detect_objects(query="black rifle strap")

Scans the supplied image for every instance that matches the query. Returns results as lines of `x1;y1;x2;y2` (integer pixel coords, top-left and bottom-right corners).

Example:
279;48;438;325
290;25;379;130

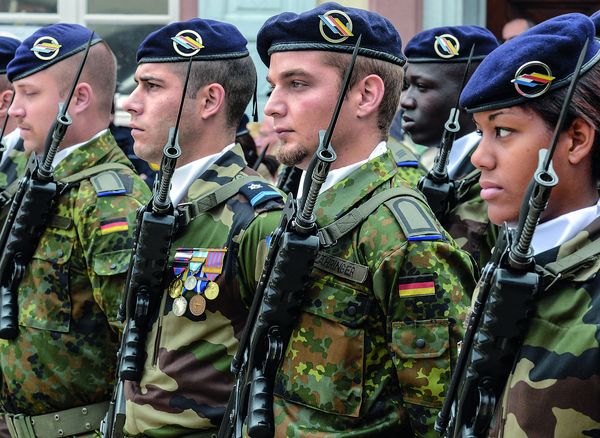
317;186;435;247
177;175;256;226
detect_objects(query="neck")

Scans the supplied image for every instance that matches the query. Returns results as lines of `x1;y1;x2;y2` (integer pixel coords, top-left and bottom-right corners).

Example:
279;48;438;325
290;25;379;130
176;127;235;168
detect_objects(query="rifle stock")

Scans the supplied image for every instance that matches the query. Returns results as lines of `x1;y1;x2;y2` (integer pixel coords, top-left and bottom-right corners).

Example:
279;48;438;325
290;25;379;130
0;33;94;340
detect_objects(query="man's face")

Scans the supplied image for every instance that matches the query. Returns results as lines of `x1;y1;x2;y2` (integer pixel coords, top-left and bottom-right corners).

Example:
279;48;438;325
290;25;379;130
400;63;460;147
9;68;63;154
264;51;345;169
124;63;185;165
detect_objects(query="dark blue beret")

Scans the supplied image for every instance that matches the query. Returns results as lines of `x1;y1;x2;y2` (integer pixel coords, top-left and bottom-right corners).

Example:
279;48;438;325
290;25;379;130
137;18;248;64
590;10;600;37
460;13;600;113
405;25;499;63
7;23;101;82
256;2;405;67
0;36;20;75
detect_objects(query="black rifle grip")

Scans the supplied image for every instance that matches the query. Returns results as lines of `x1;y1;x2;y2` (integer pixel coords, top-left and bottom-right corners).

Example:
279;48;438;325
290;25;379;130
0;282;18;339
119;294;148;381
246;367;274;438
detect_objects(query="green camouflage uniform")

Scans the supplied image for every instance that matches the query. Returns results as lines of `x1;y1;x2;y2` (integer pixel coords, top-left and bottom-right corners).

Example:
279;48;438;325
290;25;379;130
124;144;283;437
0;131;151;430
386;138;427;188
0;138;27;191
273;148;475;437
488;218;600;437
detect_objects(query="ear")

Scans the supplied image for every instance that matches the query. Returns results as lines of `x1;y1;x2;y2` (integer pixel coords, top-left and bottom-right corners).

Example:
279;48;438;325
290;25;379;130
0;89;13;117
354;74;384;119
566;117;595;166
197;83;225;120
70;82;93;114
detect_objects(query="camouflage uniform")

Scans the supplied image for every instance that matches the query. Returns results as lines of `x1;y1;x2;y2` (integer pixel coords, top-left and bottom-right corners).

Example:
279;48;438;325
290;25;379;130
0;131;151;434
0;137;27;191
273;148;475;437
489;217;600;437
385;137;426;188
124;144;283;437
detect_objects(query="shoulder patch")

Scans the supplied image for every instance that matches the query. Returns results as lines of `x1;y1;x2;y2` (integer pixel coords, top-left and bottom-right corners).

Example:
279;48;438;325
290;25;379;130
91;171;132;197
238;180;282;208
384;197;443;241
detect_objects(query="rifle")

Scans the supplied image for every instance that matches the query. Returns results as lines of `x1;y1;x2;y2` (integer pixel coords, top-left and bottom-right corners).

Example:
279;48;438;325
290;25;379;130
436;38;589;438
100;55;194;438
218;35;362;438
0;33;94;340
417;44;475;220
252;143;269;171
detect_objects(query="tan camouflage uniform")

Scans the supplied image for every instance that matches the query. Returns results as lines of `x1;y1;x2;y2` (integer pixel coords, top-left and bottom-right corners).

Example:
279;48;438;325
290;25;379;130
124;144;283;437
488;217;600;437
273;148;475;437
0;130;151;435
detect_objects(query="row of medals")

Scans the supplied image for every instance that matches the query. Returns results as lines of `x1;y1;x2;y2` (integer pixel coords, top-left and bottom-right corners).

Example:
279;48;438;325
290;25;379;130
168;269;220;317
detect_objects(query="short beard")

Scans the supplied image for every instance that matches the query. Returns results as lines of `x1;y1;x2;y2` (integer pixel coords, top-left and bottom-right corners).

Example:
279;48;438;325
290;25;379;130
276;142;310;167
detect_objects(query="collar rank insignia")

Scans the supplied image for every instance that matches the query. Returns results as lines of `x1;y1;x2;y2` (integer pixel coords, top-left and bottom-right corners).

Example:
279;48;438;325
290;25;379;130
248;183;263;190
434;34;460;59
318;9;353;44
172;29;204;57
511;61;555;98
31;36;62;61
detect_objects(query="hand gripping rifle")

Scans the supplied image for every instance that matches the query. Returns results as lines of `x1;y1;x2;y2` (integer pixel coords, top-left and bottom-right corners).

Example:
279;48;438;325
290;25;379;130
0;33;94;340
219;35;362;438
417;45;475;220
100;56;194;438
436;38;589;438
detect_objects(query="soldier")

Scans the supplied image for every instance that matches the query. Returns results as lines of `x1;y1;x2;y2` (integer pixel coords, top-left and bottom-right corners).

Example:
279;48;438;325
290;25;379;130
0;24;151;437
121;18;284;436
0;35;26;191
460;13;600;436
401;26;500;268
256;3;475;436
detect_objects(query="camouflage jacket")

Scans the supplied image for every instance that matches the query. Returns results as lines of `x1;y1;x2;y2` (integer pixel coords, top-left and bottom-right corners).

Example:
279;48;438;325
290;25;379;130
124;144;284;437
386;137;427;188
0;137;27;191
0;130;151;416
489;217;600;437
273;149;475;437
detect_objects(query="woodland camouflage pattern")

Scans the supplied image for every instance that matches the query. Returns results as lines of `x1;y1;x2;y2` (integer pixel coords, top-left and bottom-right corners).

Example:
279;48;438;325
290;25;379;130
272;149;475;437
0;130;151;417
489;217;600;437
386;137;427;188
0;138;27;190
124;144;283;437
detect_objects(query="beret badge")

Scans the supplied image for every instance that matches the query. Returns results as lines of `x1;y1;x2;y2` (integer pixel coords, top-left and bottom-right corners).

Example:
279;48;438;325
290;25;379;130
318;9;354;44
434;34;460;59
30;36;62;61
511;61;555;98
171;29;204;57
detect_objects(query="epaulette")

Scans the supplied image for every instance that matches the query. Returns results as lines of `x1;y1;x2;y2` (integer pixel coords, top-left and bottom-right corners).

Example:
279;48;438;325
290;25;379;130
58;163;133;196
393;146;420;168
238;180;283;208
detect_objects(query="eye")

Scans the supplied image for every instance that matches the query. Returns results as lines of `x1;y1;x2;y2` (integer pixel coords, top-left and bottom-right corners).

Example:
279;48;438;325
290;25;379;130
495;127;512;138
290;80;306;89
415;82;428;92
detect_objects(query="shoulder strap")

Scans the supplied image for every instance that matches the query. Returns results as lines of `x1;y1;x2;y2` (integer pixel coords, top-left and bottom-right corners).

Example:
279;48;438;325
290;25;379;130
178;175;257;226
544;238;600;277
318;186;443;248
59;162;131;185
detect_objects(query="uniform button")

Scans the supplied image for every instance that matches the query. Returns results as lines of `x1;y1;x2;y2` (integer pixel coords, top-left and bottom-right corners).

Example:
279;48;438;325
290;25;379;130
415;338;426;348
110;263;117;270
347;305;357;316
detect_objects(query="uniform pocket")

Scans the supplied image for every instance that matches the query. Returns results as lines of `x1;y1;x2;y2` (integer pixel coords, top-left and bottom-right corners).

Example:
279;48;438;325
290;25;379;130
19;230;74;333
274;275;372;417
390;319;451;408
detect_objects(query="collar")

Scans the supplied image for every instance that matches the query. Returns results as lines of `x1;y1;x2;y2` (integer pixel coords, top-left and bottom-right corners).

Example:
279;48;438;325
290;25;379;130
52;129;107;167
297;141;387;199
170;143;236;205
531;198;600;255
448;131;480;179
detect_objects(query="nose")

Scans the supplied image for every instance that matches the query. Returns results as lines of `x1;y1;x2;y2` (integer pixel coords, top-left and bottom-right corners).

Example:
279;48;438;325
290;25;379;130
400;88;416;110
123;86;141;116
264;87;285;119
8;91;24;118
471;133;495;171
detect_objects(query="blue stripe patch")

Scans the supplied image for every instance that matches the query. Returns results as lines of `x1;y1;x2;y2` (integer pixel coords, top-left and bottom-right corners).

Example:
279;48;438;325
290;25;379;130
249;190;280;206
407;234;443;242
97;189;127;197
397;160;419;167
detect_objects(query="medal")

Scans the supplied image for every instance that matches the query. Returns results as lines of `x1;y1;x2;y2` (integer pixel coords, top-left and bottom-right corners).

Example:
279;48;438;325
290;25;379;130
184;275;198;291
204;281;219;300
172;296;187;316
168;278;183;298
189;294;206;316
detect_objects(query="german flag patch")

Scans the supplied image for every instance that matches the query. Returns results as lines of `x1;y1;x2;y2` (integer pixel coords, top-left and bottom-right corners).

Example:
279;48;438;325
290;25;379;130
100;217;128;235
399;275;436;298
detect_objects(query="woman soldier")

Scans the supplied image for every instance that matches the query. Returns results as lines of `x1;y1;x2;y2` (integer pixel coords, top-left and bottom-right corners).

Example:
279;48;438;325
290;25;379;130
459;13;600;437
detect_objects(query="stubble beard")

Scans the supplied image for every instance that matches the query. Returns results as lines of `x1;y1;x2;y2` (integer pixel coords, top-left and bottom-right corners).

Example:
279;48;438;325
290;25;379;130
276;141;311;167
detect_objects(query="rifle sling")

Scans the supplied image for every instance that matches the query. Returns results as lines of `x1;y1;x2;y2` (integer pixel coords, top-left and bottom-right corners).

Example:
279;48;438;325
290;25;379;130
317;186;430;248
178;175;257;226
540;238;600;289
